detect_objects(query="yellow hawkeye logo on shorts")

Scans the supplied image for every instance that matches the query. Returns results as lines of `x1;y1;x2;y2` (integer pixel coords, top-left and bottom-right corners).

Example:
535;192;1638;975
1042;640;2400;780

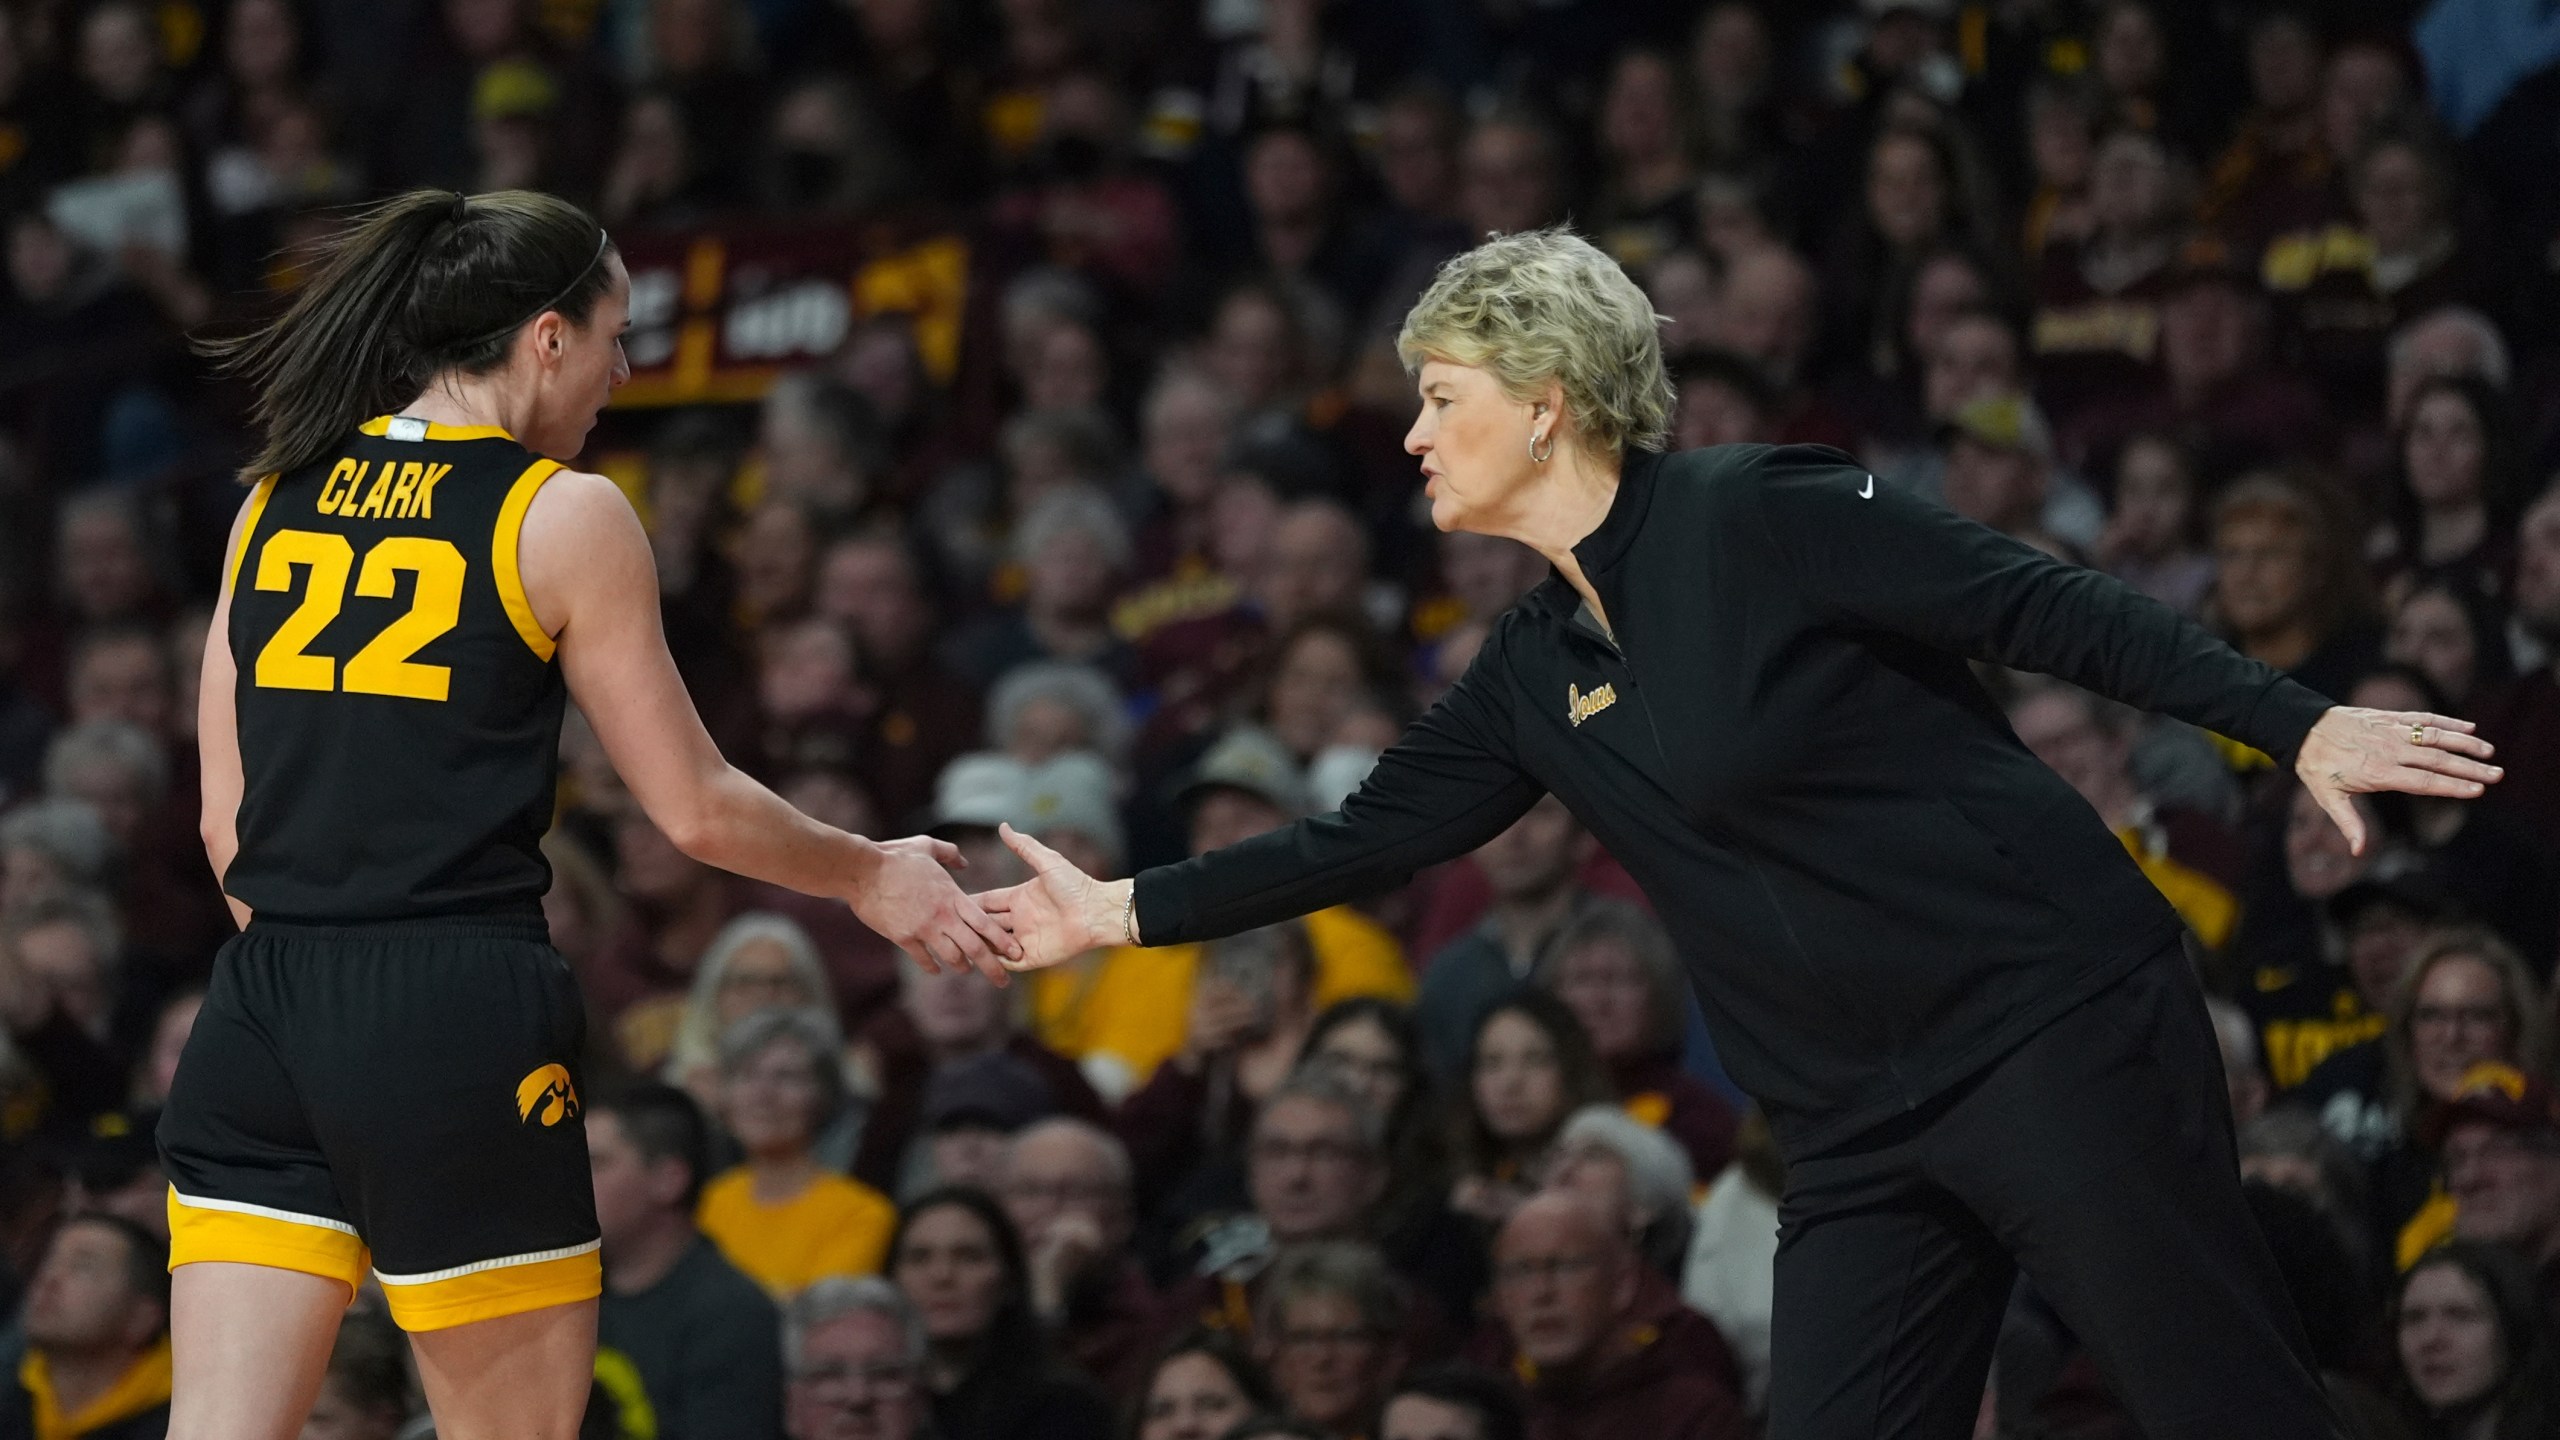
1567;682;1618;727
516;1064;580;1126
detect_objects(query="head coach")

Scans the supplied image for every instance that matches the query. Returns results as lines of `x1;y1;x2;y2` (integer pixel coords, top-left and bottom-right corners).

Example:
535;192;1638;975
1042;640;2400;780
974;228;2501;1440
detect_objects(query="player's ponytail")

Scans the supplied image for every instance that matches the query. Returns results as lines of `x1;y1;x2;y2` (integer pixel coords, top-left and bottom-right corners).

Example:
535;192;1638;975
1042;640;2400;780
198;189;616;485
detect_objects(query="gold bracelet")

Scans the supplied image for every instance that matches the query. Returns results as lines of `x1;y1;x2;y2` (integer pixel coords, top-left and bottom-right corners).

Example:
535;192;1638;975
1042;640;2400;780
1121;886;1139;947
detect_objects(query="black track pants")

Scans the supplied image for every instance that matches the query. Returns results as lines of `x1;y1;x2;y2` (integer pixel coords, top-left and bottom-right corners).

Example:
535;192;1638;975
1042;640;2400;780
1764;949;2343;1440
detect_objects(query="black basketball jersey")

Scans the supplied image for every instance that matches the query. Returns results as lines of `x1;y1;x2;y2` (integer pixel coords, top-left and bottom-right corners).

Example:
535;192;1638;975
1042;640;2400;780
222;415;569;921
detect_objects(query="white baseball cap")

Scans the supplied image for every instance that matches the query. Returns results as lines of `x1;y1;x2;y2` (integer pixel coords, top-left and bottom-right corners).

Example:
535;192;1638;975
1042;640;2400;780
931;752;1031;832
1021;750;1125;866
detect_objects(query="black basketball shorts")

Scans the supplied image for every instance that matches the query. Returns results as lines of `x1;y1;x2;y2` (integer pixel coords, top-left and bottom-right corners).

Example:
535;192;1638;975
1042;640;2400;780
157;914;600;1331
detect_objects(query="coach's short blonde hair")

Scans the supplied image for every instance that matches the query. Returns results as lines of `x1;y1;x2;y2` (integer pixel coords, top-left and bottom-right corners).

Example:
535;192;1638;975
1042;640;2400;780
1397;228;1674;456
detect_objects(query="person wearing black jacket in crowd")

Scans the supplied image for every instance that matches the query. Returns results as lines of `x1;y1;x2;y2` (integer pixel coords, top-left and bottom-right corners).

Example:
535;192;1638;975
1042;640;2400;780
978;229;2509;1440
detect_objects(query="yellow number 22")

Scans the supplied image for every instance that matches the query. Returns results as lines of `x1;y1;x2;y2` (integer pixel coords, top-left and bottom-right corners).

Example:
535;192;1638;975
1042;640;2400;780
253;529;466;701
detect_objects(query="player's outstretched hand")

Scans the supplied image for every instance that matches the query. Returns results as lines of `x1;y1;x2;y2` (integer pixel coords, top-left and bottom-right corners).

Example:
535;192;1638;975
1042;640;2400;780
978;823;1129;972
851;835;1022;987
2296;706;2503;854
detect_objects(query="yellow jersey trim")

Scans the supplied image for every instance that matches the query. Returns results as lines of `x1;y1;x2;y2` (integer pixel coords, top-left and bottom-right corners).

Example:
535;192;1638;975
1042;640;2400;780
377;1244;602;1331
493;459;566;661
166;1188;370;1296
225;476;278;599
360;414;519;442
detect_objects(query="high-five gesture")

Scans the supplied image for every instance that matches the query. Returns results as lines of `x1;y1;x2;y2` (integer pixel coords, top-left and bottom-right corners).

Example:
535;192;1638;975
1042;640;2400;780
978;823;1135;971
849;835;1024;986
2295;706;2503;854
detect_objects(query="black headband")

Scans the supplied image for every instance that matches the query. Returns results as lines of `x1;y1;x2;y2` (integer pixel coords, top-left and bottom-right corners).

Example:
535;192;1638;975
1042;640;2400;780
442;217;611;355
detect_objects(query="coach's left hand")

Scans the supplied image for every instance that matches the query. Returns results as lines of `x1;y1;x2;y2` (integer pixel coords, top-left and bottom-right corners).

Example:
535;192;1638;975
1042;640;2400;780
2296;706;2503;854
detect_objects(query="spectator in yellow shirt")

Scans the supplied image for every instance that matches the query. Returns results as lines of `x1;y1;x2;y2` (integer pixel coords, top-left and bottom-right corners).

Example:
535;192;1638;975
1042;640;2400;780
697;1008;897;1298
7;1214;172;1440
1033;728;1412;1099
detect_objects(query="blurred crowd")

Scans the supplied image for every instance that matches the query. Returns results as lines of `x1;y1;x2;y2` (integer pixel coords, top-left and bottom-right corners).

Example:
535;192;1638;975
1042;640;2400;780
3;0;2560;1437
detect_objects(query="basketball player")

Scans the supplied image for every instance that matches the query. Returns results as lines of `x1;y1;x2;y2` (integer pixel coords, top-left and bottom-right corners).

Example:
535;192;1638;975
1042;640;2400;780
160;189;1016;1440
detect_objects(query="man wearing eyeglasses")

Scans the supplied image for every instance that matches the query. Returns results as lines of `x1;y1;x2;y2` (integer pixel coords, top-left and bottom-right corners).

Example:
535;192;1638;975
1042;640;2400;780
1152;1072;1442;1354
783;1278;928;1440
2429;1063;2560;1316
1247;1077;1390;1250
1484;1193;1744;1440
998;1117;1158;1392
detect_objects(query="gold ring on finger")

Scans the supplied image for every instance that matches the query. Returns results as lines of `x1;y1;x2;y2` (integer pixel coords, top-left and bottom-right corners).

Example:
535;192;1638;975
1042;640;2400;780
2412;724;2428;746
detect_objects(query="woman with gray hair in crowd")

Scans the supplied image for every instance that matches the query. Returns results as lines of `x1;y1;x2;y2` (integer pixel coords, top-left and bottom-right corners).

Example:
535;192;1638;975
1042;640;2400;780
948;485;1140;690
41;718;168;847
43;715;236;965
697;1006;899;1299
1132;365;1242;578
1542;1103;1695;1279
661;914;865;1151
988;224;2487;1439
987;660;1132;769
1252;1242;1408;1440
0;797;118;912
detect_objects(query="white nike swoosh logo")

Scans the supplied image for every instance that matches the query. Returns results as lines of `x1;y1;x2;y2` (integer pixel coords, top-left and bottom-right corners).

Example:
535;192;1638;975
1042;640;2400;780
1859;474;1876;499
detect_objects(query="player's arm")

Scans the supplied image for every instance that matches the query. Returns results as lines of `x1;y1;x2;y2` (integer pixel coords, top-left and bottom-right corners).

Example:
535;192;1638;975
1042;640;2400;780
516;468;1019;981
198;491;255;931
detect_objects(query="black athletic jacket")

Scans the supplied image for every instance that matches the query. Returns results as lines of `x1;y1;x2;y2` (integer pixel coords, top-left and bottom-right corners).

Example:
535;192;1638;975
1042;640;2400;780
1133;444;2336;1155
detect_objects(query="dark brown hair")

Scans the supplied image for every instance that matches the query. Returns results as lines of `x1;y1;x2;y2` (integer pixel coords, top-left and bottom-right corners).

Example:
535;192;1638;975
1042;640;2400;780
2396;1241;2560;1439
1122;1329;1279;1440
1449;989;1610;1181
198;189;614;484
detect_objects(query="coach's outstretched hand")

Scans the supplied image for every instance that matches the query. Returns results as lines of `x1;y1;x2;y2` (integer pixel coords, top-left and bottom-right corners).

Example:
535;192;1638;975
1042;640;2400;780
978;823;1133;972
2296;705;2504;854
852;835;1023;987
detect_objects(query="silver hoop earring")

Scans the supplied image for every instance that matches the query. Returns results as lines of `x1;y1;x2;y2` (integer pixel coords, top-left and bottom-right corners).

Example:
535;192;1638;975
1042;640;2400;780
1528;432;1554;464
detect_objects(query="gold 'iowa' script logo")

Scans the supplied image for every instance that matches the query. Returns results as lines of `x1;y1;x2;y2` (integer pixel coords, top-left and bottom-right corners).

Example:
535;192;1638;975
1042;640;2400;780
1567;682;1618;727
516;1064;580;1126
